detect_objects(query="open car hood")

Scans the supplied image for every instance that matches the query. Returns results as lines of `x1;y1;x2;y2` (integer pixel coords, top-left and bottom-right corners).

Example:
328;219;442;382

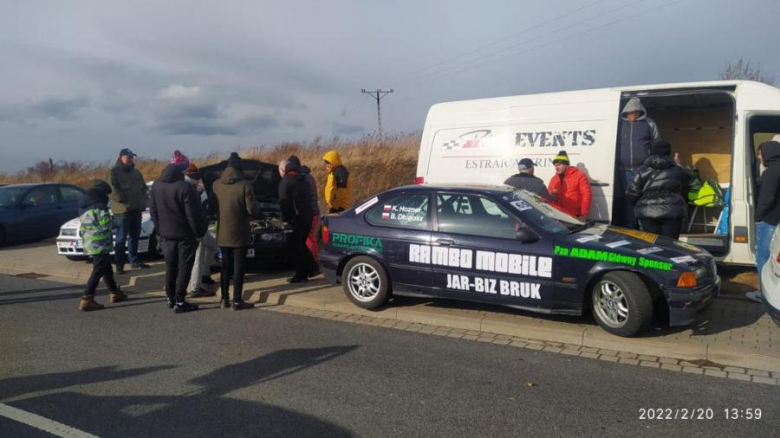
201;159;281;202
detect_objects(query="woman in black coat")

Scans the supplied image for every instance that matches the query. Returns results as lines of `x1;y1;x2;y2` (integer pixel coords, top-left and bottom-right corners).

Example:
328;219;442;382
626;140;693;239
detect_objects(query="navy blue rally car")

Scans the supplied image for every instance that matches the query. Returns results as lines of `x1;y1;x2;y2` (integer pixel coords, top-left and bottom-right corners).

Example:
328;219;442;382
320;184;720;337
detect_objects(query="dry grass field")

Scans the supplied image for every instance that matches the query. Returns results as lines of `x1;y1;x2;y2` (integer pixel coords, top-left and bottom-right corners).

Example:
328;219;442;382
0;134;421;206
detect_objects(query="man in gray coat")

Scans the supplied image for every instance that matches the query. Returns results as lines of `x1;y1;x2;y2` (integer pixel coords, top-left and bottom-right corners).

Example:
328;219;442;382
504;158;552;200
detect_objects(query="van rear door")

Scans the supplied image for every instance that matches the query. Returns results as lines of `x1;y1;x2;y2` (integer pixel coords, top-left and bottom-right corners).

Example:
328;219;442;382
417;89;622;223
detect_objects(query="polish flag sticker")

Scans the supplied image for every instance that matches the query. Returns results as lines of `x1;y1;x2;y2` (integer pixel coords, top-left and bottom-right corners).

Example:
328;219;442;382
381;212;391;219
383;205;392;212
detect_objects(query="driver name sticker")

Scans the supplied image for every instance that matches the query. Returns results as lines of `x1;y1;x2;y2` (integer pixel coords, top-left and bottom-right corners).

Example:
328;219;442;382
637;246;663;255
576;234;601;243
446;274;541;299
355;197;378;214
606;240;631;249
511;200;533;211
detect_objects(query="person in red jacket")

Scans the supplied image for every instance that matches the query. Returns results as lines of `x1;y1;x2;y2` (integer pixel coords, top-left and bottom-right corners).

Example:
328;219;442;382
547;150;592;219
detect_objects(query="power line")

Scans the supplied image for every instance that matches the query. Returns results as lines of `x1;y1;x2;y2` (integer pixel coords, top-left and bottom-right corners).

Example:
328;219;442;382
418;0;685;83
415;0;645;82
411;0;607;77
361;88;394;139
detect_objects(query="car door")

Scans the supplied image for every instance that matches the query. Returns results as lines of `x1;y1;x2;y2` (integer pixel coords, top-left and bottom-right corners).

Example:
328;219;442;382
20;186;62;240
362;192;436;294
432;191;556;310
58;185;85;226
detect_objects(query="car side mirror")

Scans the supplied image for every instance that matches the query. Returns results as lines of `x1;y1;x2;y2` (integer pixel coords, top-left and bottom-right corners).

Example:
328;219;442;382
515;228;539;244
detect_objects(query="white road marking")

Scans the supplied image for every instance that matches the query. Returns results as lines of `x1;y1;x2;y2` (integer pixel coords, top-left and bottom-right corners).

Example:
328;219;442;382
0;402;99;438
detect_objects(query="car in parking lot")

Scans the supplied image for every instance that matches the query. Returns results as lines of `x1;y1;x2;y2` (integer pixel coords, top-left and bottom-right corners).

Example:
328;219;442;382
760;224;780;327
320;184;720;337
0;183;86;246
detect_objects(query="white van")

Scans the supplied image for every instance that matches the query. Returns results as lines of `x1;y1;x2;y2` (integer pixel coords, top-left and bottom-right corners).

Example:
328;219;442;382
416;80;780;265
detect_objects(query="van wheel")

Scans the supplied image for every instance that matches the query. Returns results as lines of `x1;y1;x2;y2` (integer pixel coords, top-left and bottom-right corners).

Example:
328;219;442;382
342;256;391;309
591;271;653;337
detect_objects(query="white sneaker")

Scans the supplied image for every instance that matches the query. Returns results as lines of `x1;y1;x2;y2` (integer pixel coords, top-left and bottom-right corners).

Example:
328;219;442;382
745;290;763;303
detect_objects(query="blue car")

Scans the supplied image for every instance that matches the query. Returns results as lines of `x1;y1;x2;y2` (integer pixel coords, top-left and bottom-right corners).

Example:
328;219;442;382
320;184;720;337
0;183;86;246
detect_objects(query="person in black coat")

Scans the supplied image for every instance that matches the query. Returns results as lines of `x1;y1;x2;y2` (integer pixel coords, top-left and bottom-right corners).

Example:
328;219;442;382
278;159;314;283
626;140;693;239
150;163;208;313
503;158;552;200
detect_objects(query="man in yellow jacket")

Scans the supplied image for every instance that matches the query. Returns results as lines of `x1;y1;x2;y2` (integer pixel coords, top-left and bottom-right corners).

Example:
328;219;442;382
322;150;352;213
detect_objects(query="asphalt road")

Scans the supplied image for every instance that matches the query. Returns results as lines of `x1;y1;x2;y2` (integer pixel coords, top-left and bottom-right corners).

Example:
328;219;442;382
0;274;778;437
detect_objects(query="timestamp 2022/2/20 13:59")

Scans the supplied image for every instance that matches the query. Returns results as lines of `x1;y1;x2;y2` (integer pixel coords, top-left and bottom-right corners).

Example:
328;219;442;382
639;408;763;420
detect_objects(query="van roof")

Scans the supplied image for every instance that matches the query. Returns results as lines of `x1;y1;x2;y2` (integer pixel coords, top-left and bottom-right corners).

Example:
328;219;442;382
390;183;514;194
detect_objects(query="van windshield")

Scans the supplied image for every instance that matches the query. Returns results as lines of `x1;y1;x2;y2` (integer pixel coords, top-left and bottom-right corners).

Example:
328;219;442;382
501;189;585;235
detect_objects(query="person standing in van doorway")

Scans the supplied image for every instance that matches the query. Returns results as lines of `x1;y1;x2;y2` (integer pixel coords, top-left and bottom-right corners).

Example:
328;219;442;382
504;158;552;200
616;97;660;229
747;140;780;303
547;151;592;219
626;140;692;240
108;148;150;275
322;150;352;214
211;152;256;310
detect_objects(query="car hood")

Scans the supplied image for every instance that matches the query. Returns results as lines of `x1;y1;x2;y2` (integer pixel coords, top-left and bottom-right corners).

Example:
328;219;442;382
555;224;712;271
60;211;152;230
201;159;281;202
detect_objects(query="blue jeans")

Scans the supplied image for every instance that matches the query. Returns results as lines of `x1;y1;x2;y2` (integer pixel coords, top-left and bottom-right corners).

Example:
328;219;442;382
114;211;142;268
755;221;775;288
617;168;638;229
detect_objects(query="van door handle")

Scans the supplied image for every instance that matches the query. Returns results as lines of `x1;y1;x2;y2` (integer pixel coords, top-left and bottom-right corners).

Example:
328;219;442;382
436;239;454;246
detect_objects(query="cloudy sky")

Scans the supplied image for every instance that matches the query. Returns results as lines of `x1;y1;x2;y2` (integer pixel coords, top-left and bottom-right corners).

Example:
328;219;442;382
0;0;777;172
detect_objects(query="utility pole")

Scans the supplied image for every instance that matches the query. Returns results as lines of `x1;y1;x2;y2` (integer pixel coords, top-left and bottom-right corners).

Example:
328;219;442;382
361;88;394;139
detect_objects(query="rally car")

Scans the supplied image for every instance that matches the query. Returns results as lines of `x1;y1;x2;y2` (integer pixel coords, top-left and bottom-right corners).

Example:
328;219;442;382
320;184;720;337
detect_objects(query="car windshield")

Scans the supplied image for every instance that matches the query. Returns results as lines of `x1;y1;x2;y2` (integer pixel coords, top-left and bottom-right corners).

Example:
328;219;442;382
501;189;587;235
0;186;27;208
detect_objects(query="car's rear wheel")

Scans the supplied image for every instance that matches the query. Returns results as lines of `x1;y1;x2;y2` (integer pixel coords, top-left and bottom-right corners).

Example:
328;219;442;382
342;256;391;309
591;271;653;337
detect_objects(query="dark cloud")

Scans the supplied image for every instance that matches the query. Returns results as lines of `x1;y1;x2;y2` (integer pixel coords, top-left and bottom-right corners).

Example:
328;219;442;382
331;122;364;136
0;96;90;123
156;119;238;136
284;119;305;129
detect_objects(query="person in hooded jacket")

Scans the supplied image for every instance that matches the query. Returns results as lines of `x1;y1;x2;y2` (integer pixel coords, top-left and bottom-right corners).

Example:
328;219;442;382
211;152;256;310
322;150;352;213
108;148;149;274
279;159;314;283
504;158;552;200
78;180;127;311
615;97;661;229
287;155;321;277
150;163;208;313
746;140;780;303
626;140;693;239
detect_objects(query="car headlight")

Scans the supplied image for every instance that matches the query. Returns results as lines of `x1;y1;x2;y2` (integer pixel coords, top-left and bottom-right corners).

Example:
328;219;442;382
260;232;284;242
61;229;77;237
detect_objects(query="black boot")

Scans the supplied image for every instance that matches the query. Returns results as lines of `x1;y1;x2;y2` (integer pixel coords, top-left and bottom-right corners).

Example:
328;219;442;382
174;301;199;313
232;301;254;311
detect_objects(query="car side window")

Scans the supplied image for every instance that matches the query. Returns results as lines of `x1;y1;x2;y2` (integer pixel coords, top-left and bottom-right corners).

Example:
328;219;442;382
437;194;517;239
60;186;83;202
23;187;59;206
365;194;430;230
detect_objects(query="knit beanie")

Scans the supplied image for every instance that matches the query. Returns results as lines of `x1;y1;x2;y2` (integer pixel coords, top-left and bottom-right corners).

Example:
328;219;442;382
228;152;243;171
170;150;190;171
552;150;570;165
650;140;672;156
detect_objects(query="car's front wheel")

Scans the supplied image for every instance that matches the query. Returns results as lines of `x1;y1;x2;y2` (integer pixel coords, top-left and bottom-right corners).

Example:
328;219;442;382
342;256;391;309
591;271;653;337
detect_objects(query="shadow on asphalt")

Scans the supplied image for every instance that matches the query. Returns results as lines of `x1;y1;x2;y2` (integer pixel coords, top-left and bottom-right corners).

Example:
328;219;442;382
0;285;79;297
0;290;162;308
3;346;359;437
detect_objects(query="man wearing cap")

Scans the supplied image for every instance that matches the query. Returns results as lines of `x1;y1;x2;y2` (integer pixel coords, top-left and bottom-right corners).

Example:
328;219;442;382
547;150;592;219
504;158;552;200
108;148;149;274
